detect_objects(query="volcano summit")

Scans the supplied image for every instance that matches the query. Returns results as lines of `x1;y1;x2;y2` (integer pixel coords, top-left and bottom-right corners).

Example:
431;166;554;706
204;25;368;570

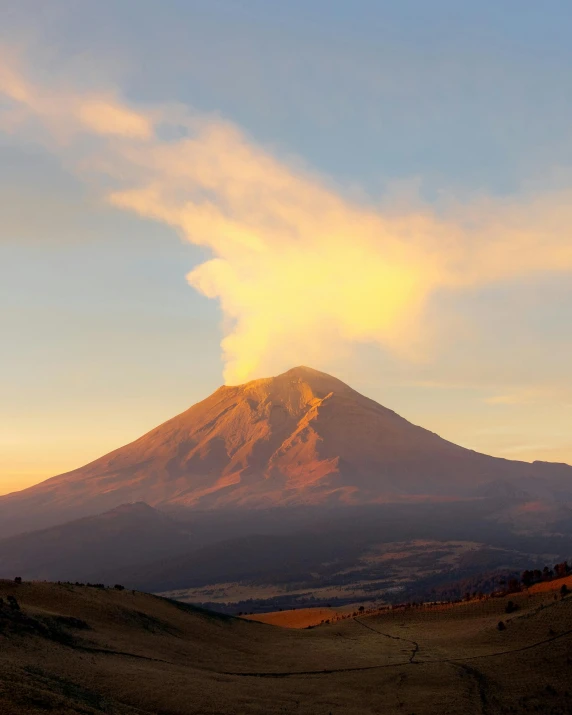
0;366;570;537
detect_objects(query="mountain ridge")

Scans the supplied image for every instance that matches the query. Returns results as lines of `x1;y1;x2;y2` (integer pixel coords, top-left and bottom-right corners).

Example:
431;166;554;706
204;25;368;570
0;502;195;582
0;365;570;538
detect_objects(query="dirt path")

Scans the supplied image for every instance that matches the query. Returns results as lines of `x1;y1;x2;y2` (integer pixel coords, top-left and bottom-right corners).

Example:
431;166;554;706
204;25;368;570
352;616;420;663
222;619;572;678
457;663;491;715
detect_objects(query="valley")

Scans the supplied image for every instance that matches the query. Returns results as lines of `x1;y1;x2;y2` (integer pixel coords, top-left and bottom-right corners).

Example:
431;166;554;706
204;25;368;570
158;538;552;614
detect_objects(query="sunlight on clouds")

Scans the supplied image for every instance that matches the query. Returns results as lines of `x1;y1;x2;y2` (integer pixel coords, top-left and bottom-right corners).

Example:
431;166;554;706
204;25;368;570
484;385;572;406
0;49;152;141
77;99;153;138
2;51;572;384
108;124;445;382
0;60;30;103
107;122;572;383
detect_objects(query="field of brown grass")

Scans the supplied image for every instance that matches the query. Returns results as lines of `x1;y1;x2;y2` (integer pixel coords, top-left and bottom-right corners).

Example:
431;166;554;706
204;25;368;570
1;577;572;714
244;607;348;628
529;574;572;595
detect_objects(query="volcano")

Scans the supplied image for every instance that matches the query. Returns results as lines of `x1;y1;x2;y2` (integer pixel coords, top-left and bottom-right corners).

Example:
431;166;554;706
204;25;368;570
1;366;570;537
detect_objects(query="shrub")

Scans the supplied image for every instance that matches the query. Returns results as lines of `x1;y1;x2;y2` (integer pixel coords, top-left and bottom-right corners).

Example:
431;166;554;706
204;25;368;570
497;621;506;631
505;600;518;614
14;577;22;584
114;584;125;591
54;615;90;630
560;584;570;598
521;570;534;588
7;596;20;611
507;579;521;593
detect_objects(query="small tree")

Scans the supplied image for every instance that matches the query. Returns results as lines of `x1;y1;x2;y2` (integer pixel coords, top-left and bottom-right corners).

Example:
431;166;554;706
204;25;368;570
560;584;570;598
358;605;365;613
505;600;518;614
507;579;520;594
497;620;506;631
14;577;22;584
521;570;534;588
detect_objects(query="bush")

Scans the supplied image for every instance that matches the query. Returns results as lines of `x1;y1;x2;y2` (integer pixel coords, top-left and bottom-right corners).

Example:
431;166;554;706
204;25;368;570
505;600;518;614
7;596;20;611
114;584;125;591
14;577;22;584
560;584;569;598
497;621;506;631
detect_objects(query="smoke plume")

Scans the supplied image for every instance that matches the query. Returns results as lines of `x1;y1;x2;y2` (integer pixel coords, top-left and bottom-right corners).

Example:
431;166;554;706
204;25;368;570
2;51;572;383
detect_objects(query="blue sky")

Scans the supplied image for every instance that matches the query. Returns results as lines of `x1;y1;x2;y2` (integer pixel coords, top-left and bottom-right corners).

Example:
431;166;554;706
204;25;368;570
1;0;571;492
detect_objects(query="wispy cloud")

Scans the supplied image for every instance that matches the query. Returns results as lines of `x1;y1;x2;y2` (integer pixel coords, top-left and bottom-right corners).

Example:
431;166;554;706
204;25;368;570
2;49;572;384
0;47;154;140
484;386;572;406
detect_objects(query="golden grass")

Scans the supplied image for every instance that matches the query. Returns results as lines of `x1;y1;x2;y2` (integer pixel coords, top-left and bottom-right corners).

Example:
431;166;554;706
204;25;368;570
529;574;572;594
2;577;572;714
243;607;345;628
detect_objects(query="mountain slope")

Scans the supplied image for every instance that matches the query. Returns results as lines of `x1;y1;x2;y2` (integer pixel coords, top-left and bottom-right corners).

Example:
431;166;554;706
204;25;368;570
0;502;195;582
1;366;570;537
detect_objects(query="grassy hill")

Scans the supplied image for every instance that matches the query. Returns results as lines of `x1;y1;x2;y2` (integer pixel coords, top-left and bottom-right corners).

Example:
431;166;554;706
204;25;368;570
1;577;572;714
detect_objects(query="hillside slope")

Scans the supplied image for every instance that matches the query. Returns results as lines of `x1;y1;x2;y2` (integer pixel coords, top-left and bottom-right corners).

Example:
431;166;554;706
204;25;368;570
0;503;195;582
2;578;572;714
1;366;570;537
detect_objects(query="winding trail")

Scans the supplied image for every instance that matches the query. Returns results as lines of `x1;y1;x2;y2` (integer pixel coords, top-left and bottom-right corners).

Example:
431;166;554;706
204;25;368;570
456;663;491;715
353;617;420;663
63;609;572;679
221;619;572;678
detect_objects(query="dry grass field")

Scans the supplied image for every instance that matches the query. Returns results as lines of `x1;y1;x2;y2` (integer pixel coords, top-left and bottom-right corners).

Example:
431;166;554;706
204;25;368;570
244;606;348;628
1;577;572;714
